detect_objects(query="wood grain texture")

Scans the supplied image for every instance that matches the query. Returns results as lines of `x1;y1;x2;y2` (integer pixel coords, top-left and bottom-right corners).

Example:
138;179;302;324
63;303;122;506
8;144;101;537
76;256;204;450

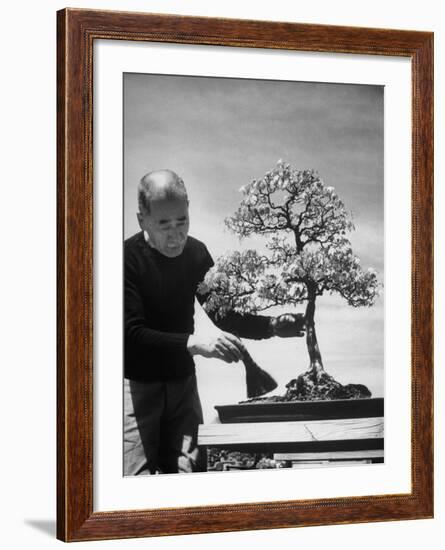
56;9;66;541
198;418;384;446
57;8;434;542
273;450;384;460
201;438;384;454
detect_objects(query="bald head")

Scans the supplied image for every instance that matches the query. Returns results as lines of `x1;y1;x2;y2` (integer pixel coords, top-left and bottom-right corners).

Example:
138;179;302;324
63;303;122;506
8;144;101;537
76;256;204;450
138;169;188;214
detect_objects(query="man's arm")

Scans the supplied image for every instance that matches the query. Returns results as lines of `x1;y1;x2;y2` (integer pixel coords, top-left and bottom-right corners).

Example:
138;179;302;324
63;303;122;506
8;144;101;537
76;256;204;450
197;293;274;339
196;291;305;340
125;256;244;363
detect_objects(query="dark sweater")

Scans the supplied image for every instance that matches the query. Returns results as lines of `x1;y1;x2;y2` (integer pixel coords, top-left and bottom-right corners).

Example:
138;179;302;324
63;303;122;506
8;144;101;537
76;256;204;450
124;232;272;382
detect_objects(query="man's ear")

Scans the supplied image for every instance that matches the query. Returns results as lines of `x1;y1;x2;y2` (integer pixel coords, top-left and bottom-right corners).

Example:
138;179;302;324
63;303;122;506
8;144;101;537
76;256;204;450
136;212;144;230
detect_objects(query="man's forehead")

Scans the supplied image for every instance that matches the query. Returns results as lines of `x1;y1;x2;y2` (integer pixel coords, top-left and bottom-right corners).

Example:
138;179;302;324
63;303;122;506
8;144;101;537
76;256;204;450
149;197;189;217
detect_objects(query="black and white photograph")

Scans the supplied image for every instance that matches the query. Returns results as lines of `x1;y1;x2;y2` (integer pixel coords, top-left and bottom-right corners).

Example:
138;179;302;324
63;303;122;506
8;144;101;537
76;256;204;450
123;72;384;476
1;0;440;546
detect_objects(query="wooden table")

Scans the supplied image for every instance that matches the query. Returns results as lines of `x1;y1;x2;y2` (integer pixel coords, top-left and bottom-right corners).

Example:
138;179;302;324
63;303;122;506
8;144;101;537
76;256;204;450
198;416;384;466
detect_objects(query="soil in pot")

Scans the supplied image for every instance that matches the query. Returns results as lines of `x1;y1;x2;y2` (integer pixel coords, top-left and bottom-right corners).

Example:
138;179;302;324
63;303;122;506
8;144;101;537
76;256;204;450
240;367;371;404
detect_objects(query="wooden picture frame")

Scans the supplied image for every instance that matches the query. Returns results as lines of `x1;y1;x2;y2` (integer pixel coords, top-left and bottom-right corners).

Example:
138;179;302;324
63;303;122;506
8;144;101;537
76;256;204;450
57;8;434;542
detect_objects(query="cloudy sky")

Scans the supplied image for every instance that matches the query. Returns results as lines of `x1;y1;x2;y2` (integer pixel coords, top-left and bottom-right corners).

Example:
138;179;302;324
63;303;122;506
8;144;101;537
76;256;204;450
124;73;384;422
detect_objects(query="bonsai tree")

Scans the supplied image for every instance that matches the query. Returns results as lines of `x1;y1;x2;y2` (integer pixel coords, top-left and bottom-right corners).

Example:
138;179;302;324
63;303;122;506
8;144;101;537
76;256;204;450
198;161;380;401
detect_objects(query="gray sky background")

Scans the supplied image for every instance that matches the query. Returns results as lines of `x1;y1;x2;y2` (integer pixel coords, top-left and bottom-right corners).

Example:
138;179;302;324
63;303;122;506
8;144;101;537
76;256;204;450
124;73;384;422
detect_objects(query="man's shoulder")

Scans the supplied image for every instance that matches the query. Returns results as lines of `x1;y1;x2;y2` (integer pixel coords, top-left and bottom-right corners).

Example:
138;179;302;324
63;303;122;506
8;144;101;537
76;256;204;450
186;235;207;251
124;232;145;263
184;236;214;275
184;235;212;259
125;231;143;248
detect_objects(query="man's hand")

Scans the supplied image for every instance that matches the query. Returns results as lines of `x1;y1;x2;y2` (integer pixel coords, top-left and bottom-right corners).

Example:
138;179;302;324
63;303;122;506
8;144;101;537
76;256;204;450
270;313;305;338
187;330;245;363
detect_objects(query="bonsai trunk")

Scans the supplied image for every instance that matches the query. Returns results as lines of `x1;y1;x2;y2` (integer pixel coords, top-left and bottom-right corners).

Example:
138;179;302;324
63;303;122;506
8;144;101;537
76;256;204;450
239;283;373;403
305;289;324;380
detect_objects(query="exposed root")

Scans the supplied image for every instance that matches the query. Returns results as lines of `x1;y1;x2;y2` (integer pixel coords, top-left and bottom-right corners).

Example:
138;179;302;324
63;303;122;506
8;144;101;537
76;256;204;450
241;367;371;403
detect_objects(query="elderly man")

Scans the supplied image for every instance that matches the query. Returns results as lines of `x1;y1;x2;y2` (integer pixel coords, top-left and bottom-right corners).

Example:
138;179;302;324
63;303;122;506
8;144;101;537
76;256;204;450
124;169;305;475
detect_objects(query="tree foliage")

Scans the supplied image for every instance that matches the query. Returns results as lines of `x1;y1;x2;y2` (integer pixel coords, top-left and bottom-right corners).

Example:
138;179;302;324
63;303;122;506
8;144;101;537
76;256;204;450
199;161;379;319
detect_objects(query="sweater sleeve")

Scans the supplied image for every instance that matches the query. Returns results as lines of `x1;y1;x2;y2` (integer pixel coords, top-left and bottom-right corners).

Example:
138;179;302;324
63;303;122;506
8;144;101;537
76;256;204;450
125;253;190;351
203;306;273;340
196;246;273;340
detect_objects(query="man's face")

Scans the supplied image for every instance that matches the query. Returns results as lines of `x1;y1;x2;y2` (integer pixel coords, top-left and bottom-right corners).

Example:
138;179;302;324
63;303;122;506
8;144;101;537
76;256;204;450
138;197;190;258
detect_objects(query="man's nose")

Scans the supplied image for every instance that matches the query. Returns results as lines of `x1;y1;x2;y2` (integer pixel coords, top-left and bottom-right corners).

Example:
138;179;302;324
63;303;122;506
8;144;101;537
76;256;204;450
167;226;183;240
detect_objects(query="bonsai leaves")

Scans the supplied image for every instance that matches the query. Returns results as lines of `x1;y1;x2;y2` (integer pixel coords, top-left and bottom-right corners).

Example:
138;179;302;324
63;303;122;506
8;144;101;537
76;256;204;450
199;161;380;316
198;249;270;318
226;161;353;246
